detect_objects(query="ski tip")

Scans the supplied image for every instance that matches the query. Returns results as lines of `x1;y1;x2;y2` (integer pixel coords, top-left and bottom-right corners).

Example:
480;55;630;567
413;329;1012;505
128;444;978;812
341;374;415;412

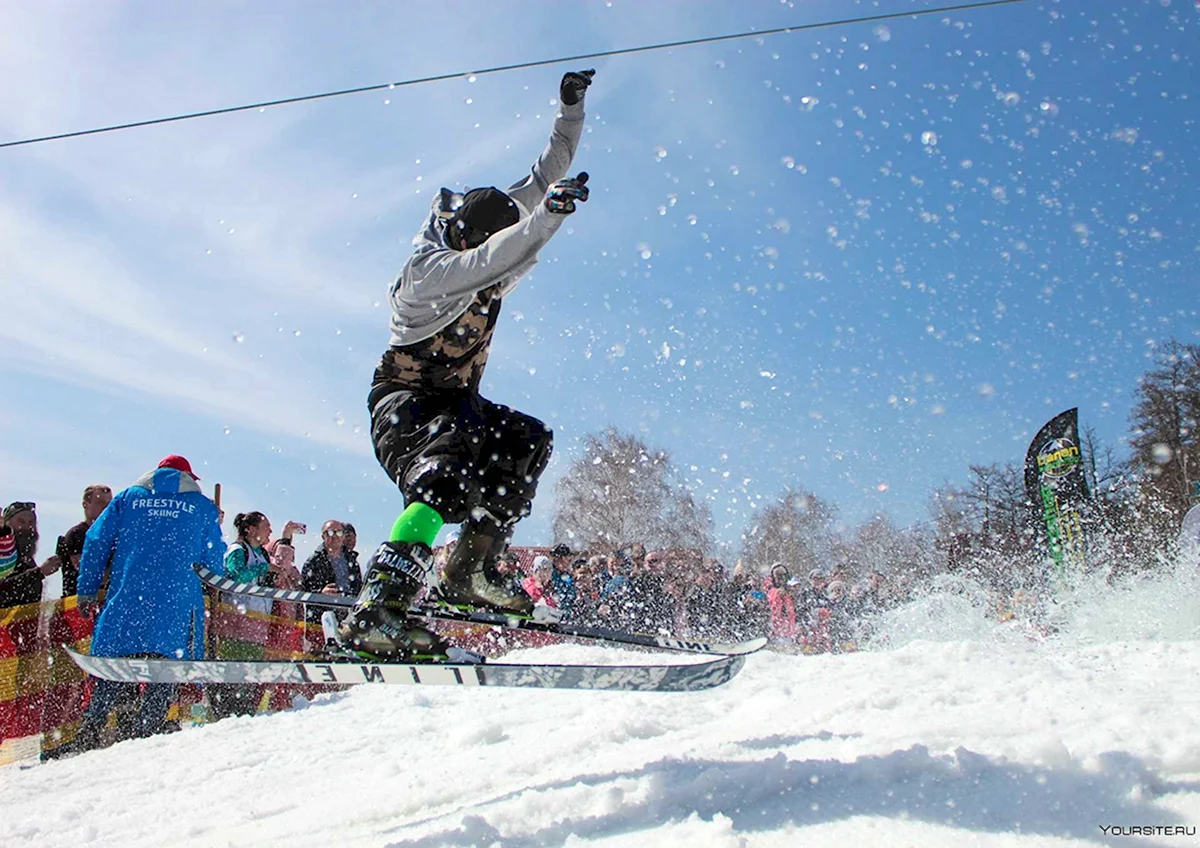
714;637;768;655
742;637;769;654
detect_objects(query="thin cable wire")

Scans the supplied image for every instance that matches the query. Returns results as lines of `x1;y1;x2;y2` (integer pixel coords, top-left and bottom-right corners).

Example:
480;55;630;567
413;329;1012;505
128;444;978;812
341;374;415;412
0;0;1025;150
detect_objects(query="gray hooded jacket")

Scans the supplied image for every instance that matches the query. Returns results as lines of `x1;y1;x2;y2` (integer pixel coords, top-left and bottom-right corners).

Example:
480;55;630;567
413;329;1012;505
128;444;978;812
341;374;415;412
387;100;585;347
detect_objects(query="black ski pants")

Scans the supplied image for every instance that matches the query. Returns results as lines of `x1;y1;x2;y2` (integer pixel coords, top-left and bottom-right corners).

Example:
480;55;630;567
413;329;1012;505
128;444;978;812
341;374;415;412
369;388;552;526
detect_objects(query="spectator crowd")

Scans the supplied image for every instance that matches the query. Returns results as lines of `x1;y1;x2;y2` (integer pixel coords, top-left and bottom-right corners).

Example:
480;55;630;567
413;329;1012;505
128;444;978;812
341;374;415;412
0;457;379;755
2;472;911;658
1;453;916;757
490;542;912;654
0;490;367;617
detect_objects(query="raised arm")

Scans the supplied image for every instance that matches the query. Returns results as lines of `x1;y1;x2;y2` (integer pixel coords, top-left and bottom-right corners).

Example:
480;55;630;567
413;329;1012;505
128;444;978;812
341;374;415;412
506;70;593;215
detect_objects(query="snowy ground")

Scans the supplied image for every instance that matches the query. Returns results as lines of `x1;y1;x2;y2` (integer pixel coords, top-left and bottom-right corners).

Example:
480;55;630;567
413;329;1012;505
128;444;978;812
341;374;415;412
5;566;1200;846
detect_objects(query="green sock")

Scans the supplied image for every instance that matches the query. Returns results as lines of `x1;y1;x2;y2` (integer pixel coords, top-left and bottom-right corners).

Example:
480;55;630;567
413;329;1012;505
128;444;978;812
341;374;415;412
389;503;444;546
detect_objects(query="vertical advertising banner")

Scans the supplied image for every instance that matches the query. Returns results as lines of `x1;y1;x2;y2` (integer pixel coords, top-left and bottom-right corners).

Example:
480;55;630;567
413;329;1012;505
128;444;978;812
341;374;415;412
1024;408;1091;577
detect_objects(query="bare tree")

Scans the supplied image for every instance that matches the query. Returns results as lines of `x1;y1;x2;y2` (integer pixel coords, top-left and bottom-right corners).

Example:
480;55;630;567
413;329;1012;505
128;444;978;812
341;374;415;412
1128;340;1200;525
1081;425;1123;502
935;463;1030;553
551;428;713;554
927;462;1039;588
840;515;939;583
739;488;838;576
1080;424;1147;565
962;464;1003;545
928;484;971;539
661;487;714;553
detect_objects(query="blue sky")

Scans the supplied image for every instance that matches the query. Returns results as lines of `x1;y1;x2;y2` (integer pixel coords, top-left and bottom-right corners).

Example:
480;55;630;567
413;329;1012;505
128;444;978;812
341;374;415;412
1;0;1197;562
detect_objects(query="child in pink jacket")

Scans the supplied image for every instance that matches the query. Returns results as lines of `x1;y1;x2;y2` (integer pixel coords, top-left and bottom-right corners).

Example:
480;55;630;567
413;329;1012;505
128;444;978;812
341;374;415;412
766;563;797;643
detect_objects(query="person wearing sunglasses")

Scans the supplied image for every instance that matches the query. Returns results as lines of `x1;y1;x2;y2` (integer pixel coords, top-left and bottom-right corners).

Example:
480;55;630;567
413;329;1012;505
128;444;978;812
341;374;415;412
340;70;596;660
300;520;362;626
0;501;63;609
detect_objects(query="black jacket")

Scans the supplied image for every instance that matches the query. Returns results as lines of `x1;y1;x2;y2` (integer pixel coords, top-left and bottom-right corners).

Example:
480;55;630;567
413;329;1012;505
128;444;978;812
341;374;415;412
0;555;43;609
300;547;363;624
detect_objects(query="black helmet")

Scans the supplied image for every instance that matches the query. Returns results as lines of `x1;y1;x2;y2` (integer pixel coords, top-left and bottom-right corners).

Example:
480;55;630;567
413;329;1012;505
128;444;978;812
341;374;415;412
447;187;520;250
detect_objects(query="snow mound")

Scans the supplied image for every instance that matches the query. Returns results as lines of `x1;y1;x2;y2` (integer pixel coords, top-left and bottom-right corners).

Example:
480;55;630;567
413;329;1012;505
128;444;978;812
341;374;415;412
6;640;1199;847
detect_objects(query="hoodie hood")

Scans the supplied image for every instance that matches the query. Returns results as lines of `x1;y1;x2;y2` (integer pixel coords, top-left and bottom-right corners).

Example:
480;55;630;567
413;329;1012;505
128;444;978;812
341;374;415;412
132;467;204;497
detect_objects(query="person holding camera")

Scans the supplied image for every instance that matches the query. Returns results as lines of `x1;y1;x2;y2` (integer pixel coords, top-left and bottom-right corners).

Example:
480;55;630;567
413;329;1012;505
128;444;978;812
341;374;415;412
224;512;305;587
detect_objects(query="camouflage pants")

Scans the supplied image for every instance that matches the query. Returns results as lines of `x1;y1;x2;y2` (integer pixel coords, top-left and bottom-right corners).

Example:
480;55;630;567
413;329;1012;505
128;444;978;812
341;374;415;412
370;388;552;525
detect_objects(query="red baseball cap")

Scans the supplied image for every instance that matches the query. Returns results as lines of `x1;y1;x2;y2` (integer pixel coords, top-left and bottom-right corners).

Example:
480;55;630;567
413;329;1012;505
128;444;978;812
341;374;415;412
158;455;200;479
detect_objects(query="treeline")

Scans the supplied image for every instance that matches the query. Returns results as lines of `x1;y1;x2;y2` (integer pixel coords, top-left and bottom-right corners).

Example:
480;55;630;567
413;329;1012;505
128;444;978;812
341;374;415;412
550;339;1200;591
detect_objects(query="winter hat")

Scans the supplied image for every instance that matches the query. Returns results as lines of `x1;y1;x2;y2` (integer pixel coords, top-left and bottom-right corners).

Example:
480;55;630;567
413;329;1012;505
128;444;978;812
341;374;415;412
158;455;199;479
448;187;519;249
533;555;553;572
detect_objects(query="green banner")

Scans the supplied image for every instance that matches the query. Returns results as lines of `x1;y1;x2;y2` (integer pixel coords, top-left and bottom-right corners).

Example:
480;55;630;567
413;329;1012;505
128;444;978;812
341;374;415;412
1024;408;1090;577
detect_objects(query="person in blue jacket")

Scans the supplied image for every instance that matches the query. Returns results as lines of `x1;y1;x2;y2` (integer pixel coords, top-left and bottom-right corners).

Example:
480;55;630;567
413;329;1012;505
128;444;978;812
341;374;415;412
73;454;224;749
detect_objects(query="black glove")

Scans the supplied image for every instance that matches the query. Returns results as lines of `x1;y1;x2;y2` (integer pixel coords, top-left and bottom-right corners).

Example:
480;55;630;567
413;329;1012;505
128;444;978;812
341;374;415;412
545;172;590;215
560;69;595;106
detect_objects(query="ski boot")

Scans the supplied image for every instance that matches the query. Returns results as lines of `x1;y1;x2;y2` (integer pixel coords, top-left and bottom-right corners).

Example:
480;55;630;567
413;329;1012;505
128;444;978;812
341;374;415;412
438;512;540;617
336;541;449;661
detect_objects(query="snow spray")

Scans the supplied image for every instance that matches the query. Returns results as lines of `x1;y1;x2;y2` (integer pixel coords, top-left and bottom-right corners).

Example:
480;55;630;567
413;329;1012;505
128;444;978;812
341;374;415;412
863;541;1200;650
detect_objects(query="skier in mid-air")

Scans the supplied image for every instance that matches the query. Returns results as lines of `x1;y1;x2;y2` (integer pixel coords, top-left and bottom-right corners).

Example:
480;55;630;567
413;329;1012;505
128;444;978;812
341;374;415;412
338;69;595;660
